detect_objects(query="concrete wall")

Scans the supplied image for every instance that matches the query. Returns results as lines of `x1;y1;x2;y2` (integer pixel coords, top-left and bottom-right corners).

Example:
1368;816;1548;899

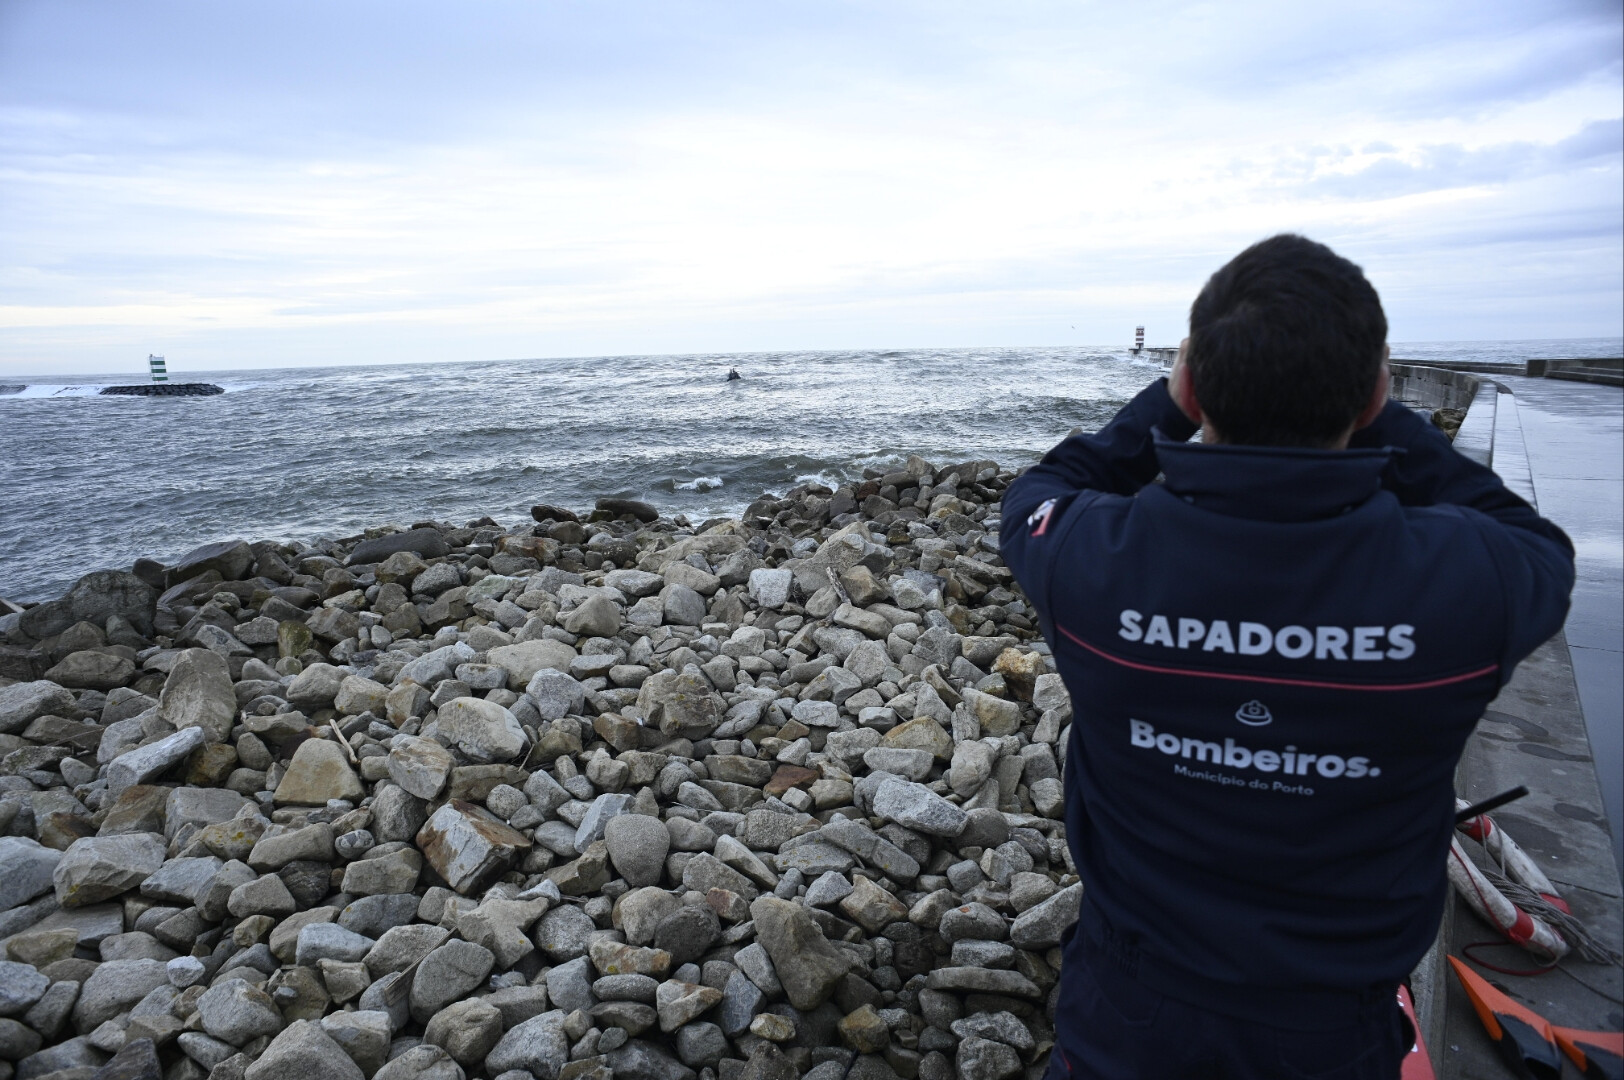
1388;363;1482;411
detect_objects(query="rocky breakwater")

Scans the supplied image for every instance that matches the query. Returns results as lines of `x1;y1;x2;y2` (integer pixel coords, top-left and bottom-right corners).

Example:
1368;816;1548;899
0;454;1080;1080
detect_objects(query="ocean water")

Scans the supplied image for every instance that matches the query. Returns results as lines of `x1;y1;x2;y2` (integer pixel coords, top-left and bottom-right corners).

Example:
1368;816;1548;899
1;338;1617;604
1;346;1163;602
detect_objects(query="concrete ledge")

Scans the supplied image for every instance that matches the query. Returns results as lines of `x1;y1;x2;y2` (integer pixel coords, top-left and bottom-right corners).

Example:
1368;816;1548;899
1450;381;1498;468
1436;631;1623;1077
1389;363;1484;412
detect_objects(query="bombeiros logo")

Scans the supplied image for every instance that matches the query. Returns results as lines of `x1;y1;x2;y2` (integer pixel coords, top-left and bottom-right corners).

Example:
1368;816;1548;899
1235;700;1271;726
1128;718;1380;780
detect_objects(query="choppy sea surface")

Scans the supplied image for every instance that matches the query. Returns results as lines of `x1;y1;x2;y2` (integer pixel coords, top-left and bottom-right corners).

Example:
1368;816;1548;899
2;338;1618;603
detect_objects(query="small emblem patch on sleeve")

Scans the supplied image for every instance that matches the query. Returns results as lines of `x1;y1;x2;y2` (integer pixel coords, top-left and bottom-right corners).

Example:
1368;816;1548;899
1028;497;1058;537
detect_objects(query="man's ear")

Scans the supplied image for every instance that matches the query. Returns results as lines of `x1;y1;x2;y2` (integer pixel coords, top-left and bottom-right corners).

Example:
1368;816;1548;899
1353;348;1391;431
1168;338;1204;426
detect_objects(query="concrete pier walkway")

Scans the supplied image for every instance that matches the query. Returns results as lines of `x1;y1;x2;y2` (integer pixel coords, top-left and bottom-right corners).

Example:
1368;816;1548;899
1498;375;1623;873
1431;376;1623;1078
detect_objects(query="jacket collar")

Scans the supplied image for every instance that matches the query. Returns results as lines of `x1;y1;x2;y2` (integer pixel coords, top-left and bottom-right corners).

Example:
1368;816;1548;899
1152;429;1393;522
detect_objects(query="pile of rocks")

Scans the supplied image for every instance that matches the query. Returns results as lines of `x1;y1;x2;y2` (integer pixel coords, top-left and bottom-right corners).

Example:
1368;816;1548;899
0;456;1079;1080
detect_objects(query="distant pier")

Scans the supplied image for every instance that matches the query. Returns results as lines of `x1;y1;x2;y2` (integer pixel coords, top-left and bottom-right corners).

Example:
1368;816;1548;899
99;382;224;397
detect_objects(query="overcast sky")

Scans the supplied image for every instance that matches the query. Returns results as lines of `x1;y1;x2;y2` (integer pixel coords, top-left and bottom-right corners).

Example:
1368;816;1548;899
1;0;1619;375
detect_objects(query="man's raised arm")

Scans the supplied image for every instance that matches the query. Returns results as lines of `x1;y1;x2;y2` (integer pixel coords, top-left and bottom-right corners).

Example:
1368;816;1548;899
1351;397;1575;675
1000;376;1197;609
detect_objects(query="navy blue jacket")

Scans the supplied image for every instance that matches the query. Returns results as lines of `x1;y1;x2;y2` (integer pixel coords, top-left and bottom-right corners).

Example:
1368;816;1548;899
1001;377;1574;1026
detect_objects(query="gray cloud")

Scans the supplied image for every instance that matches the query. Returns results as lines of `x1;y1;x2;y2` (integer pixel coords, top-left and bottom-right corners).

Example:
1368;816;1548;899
1305;118;1621;199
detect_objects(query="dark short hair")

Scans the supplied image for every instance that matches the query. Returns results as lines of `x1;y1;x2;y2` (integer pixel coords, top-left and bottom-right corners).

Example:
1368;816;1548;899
1187;234;1387;447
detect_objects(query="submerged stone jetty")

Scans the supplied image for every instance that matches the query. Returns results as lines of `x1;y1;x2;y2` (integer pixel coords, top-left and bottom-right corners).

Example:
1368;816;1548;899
98;384;225;398
0;456;1077;1080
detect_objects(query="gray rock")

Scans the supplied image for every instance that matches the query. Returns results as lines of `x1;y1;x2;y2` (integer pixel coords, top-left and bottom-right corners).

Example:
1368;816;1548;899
674;1022;728;1070
605;1038;697;1080
22;979;78;1043
0;681;76;736
1008;881;1082;949
593;974;659;1003
482;1009;569;1080
420;562;471;598
415;800;530;896
574;792;630;853
938;902;1006;943
955;1036;1021;1079
395;643;471;688
55;833;167;907
715;971;764;1038
158;648;237;742
524;670;586;721
746;569;793;610
316;1011;392;1077
197;980;283;1045
244;1020;365;1080
653;906;720;967
924;967;1041;999
637;670;725;738
435;697;527;763
333;675;389;717
561;596;622;638
15;1034;105;1079
74;958;168;1031
615;888;683;947
295;923;374;966
681;853;756;900
364;923;450;977
349;528;451;566
355;974;409;1036
370;784;428;843
337;893;420;938
165;787;248;840
166;956;206;989
171;539;255;582
247;823;335;871
533;905;596;963
961;687;1021;737
485;783;528;820
287;662;346;707
0;837;61;911
409;940;495;1024
870;778;967;837
911;626;963;668
731;943;781;997
0;1017;42;1061
423;998;504;1068
106;726;207;796
947;741;993;798
604;814;669;888
804;870;854;907
748;897;853;1011
950;1011;1034;1054
141;855;223;906
487;640;576;689
17;570;156;640
543;956;595;1014
373;1044;464;1080
0;962;49;1018
385;736;453;800
660;584;707;628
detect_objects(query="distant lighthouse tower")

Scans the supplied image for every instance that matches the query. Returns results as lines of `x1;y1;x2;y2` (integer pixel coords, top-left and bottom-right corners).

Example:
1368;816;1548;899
148;355;168;382
1132;326;1145;354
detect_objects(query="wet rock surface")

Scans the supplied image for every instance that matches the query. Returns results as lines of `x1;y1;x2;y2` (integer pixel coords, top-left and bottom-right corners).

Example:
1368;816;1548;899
0;460;1074;1079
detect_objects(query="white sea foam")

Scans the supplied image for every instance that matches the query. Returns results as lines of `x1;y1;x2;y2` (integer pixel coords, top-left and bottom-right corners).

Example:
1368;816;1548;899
675;475;724;492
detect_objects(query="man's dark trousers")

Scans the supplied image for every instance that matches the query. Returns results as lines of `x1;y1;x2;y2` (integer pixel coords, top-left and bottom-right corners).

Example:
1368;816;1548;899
1041;925;1411;1079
